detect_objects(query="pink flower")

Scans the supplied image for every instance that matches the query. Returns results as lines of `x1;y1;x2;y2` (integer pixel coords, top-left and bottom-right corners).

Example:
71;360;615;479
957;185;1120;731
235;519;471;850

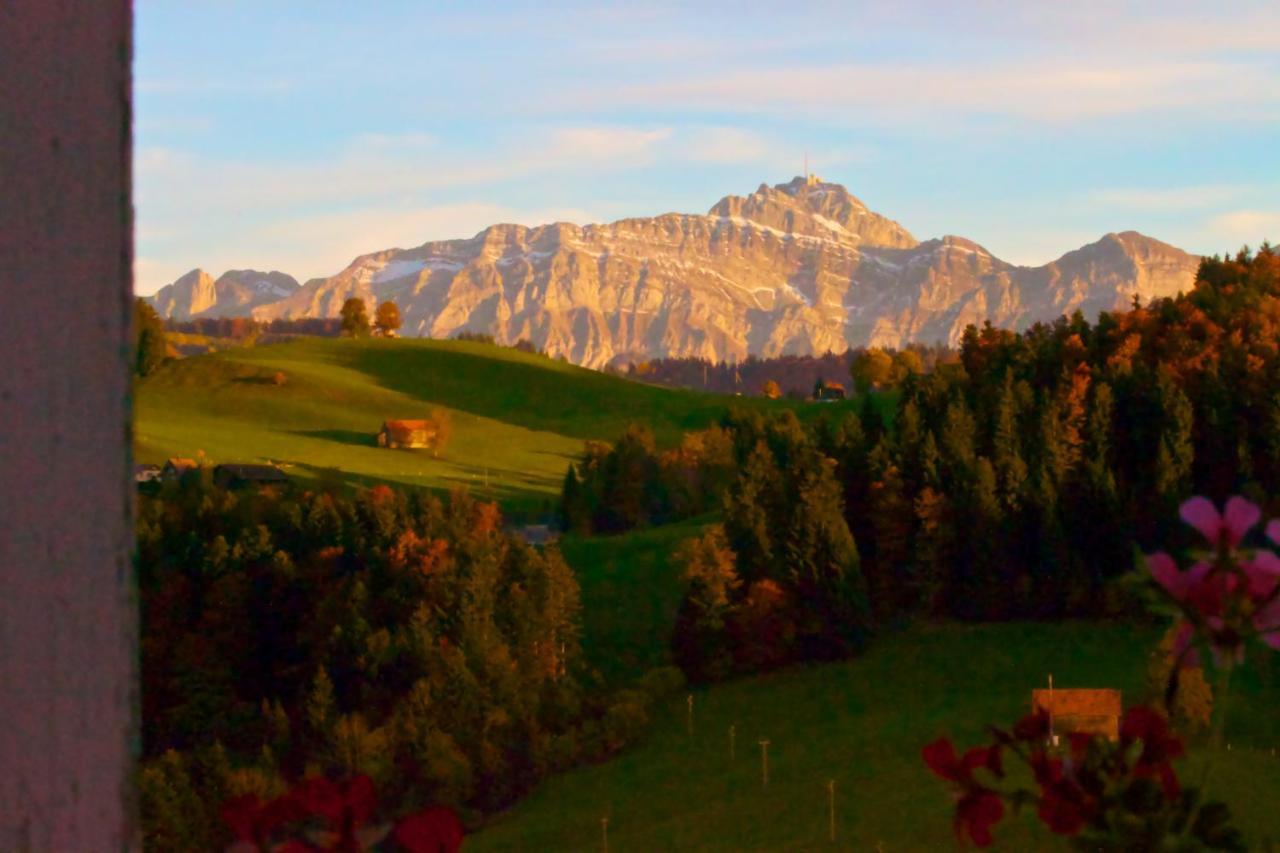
1268;519;1280;546
1147;553;1210;601
1179;496;1260;549
1255;596;1280;650
1242;550;1280;600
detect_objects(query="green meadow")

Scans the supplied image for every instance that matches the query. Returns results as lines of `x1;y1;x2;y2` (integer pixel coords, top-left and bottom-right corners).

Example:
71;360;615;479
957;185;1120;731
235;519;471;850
134;337;800;516
137;337;1280;849
471;621;1280;851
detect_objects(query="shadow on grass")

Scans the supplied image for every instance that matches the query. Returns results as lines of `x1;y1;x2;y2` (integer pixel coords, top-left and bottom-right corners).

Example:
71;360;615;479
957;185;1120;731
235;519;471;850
280;459;559;519
287;428;378;447
346;344;769;442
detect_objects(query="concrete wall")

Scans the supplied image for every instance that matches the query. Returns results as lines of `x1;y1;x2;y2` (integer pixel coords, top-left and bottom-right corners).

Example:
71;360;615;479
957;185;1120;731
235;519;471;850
0;1;136;848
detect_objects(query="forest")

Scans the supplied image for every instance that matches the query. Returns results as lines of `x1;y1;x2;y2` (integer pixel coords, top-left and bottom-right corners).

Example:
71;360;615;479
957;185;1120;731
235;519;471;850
563;246;1280;679
137;478;683;848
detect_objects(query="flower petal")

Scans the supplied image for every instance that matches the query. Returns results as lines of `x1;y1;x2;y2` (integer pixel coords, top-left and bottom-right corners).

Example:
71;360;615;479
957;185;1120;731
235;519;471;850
1255;597;1280;649
923;738;961;782
1147;552;1185;599
1223;496;1262;547
1267;519;1280;546
958;790;1004;847
1180;497;1223;545
1172;621;1200;668
1243;551;1280;600
391;807;465;853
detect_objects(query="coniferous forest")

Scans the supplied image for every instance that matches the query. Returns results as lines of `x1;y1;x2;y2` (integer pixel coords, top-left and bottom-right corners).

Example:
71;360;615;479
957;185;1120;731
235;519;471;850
563;247;1280;678
135;246;1280;845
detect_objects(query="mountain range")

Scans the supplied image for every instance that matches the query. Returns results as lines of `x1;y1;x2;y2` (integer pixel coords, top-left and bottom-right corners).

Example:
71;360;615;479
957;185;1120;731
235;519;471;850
149;177;1201;367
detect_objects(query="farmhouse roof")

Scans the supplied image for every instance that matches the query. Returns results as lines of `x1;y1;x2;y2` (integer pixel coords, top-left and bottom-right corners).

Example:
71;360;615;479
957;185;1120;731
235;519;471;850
1032;688;1122;717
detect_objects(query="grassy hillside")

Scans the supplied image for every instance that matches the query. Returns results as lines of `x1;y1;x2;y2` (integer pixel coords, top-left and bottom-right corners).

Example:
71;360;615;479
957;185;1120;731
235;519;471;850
562;516;715;685
471;620;1280;851
506;508;1280;849
135;337;803;514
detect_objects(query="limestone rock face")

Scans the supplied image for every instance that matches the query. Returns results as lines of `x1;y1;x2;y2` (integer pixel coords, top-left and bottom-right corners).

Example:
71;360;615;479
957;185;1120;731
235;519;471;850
239;178;1201;367
149;269;298;320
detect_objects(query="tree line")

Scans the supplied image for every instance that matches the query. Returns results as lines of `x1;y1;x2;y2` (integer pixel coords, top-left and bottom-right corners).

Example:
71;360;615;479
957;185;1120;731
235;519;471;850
626;343;953;397
560;245;1280;681
137;476;683;848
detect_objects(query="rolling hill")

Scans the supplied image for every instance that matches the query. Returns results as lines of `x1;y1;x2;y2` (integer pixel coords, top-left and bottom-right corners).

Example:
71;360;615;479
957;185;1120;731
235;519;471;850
133;336;799;514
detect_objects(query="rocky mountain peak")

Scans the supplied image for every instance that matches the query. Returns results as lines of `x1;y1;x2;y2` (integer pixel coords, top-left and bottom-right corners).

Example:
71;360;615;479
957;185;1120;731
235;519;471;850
708;177;917;250
148;268;298;321
160;178;1202;368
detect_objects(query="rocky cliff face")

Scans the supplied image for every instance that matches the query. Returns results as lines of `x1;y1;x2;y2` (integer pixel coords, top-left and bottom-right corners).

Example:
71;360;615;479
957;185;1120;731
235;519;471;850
149;269;299;321
238;178;1199;367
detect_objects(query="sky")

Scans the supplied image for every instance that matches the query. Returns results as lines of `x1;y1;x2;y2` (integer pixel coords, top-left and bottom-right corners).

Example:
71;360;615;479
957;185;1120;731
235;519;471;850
134;0;1280;295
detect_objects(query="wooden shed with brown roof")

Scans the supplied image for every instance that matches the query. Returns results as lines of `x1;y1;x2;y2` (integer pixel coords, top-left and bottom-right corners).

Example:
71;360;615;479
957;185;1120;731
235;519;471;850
161;457;198;482
377;419;438;450
1032;688;1122;741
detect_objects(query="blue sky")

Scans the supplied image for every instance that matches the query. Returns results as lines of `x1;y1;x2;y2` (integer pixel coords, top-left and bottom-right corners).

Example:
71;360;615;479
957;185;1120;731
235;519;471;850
135;1;1280;295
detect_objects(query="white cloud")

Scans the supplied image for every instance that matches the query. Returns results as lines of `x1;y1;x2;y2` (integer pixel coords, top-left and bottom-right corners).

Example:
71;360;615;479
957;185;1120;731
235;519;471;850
584;58;1279;125
1085;185;1252;212
1207;210;1280;245
547;126;673;162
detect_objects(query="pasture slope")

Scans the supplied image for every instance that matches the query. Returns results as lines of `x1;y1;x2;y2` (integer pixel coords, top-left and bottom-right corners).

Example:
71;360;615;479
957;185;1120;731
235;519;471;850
471;621;1280;851
134;337;799;516
137;336;1280;848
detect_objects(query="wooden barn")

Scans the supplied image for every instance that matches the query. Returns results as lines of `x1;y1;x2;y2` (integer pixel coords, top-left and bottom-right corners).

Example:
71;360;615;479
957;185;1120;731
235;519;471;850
815;381;846;401
377;419;437;450
161;457;198;482
1032;687;1122;741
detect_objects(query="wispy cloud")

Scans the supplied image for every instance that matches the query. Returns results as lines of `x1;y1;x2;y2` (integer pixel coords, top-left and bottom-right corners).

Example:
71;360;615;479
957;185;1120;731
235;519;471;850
592;59;1279;125
1206;210;1280;246
1085;185;1253;212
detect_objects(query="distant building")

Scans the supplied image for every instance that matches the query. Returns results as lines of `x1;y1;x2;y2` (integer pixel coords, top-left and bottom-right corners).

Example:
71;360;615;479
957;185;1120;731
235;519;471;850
814;380;846;401
377;419;437;449
134;464;161;484
213;463;289;490
514;524;557;546
161;457;198;482
1032;688;1122;741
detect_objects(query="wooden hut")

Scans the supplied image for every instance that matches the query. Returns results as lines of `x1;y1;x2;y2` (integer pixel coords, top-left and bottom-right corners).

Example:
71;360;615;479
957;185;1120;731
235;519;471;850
1032;688;1122;741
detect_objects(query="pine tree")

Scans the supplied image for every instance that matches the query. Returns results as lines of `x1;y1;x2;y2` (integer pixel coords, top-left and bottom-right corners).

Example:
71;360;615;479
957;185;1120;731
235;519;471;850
1154;369;1194;500
783;456;871;657
992;371;1028;511
559;463;584;533
722;441;778;582
941;399;978;478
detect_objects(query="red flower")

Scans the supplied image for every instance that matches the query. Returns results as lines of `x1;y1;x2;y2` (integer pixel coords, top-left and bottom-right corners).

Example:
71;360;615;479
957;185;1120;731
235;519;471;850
290;774;377;829
922;739;1002;783
221;793;269;842
1120;706;1184;800
290;776;345;825
1037;779;1092;836
1012;708;1050;743
956;790;1004;848
391;806;465;853
923;739;1005;847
